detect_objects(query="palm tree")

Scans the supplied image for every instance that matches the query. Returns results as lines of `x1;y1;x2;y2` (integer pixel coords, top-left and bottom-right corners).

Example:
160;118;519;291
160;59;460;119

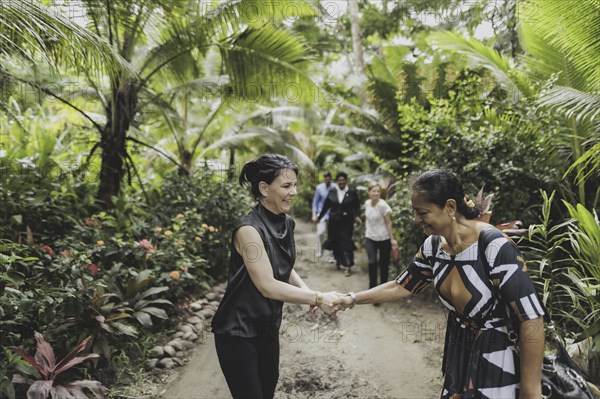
1;0;320;208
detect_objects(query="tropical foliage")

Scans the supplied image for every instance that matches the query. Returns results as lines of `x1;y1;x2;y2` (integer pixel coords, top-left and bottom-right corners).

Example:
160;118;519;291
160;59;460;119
12;333;105;399
1;0;599;394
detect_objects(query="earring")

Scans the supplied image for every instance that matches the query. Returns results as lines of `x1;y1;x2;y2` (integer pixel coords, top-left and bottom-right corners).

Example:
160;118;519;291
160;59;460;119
452;215;456;221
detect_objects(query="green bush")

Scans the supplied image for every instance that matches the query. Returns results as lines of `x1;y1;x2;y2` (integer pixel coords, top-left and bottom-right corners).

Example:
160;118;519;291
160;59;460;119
150;168;251;280
0;157;97;243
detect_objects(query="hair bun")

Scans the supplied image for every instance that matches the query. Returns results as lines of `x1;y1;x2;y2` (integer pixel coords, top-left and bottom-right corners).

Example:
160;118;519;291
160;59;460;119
245;161;259;182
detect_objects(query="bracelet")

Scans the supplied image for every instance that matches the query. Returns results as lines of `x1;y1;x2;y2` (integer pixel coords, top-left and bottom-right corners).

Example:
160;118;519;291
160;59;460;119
347;292;357;309
314;291;323;307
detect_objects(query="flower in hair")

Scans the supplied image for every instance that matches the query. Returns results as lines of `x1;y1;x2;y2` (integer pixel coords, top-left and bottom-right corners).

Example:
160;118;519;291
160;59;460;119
464;196;475;208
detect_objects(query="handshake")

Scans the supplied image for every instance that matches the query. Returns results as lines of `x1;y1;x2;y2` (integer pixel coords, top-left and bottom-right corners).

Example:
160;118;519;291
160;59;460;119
309;291;357;317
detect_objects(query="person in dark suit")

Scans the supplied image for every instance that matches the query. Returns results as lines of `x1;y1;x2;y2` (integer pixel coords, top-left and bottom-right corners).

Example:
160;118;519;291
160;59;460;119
317;172;362;276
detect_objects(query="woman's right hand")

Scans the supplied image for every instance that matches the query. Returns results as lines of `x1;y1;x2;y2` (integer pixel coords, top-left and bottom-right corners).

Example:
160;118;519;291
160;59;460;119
319;292;344;316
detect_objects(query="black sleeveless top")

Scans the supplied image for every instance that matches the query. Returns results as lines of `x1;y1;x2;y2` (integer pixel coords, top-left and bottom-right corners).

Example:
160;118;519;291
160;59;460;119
211;203;296;338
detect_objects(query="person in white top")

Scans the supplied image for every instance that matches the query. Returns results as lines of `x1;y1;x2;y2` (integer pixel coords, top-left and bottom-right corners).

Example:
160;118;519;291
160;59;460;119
364;182;398;289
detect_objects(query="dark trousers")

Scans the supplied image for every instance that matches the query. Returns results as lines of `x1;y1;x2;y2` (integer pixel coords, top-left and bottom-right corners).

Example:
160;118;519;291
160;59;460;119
214;334;280;399
365;238;391;288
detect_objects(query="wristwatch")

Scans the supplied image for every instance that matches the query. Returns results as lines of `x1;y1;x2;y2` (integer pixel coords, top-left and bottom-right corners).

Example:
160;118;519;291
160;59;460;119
347;292;357;309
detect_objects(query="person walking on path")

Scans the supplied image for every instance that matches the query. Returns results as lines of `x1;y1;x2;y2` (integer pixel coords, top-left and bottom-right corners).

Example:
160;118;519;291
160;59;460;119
364;181;398;289
335;169;545;399
311;171;335;262
317;172;362;277
211;154;340;399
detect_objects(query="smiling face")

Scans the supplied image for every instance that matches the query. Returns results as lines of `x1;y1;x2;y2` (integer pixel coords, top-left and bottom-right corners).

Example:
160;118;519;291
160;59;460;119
411;190;452;235
336;176;347;190
260;168;298;214
368;185;381;201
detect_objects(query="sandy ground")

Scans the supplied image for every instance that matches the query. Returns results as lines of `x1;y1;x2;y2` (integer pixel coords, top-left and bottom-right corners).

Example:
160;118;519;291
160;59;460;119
158;220;447;399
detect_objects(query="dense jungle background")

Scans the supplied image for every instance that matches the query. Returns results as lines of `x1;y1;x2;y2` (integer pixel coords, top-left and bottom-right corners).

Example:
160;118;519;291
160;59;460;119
0;1;598;398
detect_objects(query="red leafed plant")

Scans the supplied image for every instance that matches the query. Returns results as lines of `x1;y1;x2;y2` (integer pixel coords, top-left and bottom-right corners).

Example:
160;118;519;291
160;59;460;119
11;332;105;399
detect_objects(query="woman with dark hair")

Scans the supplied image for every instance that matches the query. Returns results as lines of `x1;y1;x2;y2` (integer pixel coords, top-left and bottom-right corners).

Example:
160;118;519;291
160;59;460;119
335;169;545;399
317;172;362;276
211;154;339;399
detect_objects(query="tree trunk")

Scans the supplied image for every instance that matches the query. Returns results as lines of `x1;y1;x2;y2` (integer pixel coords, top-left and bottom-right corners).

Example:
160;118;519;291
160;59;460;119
227;148;235;180
348;0;366;106
97;81;137;208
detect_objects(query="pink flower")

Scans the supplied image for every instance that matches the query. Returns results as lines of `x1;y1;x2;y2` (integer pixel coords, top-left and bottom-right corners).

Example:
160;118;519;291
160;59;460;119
86;263;99;277
40;245;55;257
138;239;154;253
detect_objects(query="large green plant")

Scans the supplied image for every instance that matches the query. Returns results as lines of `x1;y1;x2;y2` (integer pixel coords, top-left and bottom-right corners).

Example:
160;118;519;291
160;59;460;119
0;156;96;243
427;0;600;209
525;191;600;380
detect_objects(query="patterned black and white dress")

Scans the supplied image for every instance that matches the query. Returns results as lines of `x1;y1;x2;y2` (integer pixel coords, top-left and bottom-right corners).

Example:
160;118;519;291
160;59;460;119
396;228;544;399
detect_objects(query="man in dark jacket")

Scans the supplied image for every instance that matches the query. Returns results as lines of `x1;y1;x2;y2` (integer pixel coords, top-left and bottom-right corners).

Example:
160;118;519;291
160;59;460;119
317;172;362;276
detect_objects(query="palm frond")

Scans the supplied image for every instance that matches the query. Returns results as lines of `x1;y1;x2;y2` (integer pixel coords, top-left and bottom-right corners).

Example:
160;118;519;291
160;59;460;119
538;86;600;127
519;23;587;90
220;25;317;103
525;0;600;92
0;1;132;77
202;0;319;34
427;31;533;99
566;141;600;188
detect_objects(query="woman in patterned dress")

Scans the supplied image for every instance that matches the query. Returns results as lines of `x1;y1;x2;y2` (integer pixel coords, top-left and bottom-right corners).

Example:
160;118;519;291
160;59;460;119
335;169;545;399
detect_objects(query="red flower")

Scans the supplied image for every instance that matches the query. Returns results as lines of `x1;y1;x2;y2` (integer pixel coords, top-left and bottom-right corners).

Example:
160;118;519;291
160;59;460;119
40;245;55;257
86;263;99;277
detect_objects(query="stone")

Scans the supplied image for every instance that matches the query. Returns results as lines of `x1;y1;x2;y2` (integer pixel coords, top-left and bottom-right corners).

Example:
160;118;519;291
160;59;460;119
193;312;206;320
187;316;202;324
190;302;203;312
205;292;218;301
178;324;194;333
171;331;185;338
145;358;158;370
158;358;175;369
149;346;164;358
172;357;185;366
167;340;184;351
214;285;226;294
163;345;176;357
199;308;215;318
181;340;196;349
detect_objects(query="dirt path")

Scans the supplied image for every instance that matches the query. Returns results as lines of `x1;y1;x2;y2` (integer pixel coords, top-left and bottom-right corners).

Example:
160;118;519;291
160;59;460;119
159;220;446;399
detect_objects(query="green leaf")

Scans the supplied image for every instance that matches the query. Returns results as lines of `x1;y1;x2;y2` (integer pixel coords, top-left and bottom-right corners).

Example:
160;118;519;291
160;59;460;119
0;377;16;399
